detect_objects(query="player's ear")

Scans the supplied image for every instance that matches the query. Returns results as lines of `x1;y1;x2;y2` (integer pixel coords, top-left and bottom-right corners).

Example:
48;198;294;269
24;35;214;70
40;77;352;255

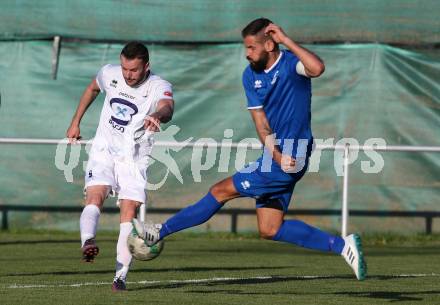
144;62;150;71
264;39;276;52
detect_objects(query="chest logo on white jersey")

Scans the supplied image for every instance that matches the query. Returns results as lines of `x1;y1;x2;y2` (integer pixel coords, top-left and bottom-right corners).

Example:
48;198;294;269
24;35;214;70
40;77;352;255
109;98;138;126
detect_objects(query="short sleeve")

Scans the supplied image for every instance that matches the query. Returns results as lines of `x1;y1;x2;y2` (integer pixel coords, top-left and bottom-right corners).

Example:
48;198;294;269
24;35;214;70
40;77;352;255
242;68;263;109
95;64;111;93
284;51;300;76
152;80;173;111
154;80;173;101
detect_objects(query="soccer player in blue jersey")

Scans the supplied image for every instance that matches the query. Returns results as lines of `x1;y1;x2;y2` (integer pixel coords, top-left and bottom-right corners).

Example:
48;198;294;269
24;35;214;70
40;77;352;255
136;18;367;280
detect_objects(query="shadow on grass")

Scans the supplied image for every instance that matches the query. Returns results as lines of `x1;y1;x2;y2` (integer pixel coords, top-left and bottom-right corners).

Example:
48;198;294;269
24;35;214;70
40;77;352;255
129;274;440;296
333;290;440;302
5;265;293;277
0;240;79;245
0;239;116;246
187;289;440;301
129;275;354;291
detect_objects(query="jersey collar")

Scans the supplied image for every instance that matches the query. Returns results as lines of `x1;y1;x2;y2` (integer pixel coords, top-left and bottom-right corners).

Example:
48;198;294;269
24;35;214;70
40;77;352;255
264;51;283;74
131;70;151;88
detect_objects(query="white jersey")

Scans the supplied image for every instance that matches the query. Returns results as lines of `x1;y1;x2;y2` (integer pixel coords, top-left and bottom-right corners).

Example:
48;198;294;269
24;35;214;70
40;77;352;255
93;64;173;161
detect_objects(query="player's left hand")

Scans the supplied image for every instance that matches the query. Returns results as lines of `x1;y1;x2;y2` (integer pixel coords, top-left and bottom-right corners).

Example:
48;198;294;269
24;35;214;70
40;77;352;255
264;23;289;45
144;113;161;132
280;154;296;173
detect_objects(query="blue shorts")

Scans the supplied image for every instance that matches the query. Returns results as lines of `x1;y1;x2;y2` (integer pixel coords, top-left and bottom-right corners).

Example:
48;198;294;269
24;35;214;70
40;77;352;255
232;156;309;212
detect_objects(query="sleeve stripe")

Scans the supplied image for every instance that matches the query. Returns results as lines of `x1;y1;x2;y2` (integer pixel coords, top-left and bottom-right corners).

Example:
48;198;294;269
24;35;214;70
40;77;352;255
296;61;310;77
247;105;263;109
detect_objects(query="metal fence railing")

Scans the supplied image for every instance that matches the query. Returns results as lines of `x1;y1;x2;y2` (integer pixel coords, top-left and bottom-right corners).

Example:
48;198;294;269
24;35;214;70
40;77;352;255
1;205;439;234
1;137;440;236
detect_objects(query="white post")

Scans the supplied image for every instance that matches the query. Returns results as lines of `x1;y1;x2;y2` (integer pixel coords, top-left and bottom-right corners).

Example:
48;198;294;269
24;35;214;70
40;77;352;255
341;143;350;237
51;36;61;80
139;203;146;224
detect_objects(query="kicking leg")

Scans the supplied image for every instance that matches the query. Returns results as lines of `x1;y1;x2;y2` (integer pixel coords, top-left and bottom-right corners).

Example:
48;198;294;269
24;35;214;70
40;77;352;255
143;177;240;245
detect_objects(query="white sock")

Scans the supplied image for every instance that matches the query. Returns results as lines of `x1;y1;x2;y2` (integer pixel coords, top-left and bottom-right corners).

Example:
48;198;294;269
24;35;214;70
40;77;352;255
80;204;101;246
115;222;133;280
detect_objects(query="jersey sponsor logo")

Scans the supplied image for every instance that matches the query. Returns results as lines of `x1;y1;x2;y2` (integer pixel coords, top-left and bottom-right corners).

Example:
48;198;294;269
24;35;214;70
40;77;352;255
254;80;262;89
164;91;173;97
110;79;118;88
108;118;125;132
119;92;136;100
109;98;138;132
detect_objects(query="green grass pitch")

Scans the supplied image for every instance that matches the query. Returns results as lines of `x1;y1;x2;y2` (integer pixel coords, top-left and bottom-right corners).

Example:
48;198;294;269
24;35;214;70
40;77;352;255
1;231;439;305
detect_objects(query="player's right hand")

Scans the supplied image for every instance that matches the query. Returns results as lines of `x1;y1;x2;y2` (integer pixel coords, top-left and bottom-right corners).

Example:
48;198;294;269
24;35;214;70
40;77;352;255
264;23;289;45
144;113;161;132
66;124;81;143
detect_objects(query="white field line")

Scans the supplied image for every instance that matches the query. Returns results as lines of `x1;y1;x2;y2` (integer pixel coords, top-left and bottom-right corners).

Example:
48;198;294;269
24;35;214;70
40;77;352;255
5;273;439;289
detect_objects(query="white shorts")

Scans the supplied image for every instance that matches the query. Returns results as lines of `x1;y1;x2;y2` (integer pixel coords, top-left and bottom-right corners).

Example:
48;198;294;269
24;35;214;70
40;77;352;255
85;146;149;204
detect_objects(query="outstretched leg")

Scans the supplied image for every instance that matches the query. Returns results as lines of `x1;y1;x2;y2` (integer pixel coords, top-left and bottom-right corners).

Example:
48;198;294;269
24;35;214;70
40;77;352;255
143;177;240;244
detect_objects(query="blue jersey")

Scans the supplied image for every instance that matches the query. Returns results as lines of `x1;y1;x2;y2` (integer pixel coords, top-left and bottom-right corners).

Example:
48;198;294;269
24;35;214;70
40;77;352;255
242;50;313;158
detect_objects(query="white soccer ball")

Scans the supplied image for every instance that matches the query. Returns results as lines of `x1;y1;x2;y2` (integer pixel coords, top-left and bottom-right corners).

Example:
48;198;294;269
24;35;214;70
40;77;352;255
127;227;164;261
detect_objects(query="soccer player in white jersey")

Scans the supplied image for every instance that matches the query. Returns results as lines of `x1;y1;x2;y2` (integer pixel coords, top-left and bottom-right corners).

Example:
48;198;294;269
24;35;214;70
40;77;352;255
66;41;174;291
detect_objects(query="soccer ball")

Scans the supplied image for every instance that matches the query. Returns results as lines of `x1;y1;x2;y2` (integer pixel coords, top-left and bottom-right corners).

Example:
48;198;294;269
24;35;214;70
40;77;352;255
127;226;164;261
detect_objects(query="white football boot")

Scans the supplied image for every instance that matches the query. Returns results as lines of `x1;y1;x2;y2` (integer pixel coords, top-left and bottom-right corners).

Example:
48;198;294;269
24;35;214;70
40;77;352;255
144;223;162;246
341;234;367;281
131;218;162;246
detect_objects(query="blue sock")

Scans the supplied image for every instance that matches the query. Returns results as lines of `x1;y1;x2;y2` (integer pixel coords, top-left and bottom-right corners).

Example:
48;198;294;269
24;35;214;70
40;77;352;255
272;220;345;254
160;192;222;239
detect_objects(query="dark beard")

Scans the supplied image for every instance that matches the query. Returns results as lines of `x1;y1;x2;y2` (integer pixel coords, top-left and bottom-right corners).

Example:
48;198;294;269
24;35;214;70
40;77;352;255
248;54;268;72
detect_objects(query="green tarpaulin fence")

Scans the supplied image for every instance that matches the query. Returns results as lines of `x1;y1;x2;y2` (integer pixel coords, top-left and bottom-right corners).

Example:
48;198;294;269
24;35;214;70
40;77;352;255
1;0;439;44
0;40;438;232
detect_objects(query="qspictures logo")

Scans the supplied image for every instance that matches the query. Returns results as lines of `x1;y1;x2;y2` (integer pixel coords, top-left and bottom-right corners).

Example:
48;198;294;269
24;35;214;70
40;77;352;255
55;125;386;190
